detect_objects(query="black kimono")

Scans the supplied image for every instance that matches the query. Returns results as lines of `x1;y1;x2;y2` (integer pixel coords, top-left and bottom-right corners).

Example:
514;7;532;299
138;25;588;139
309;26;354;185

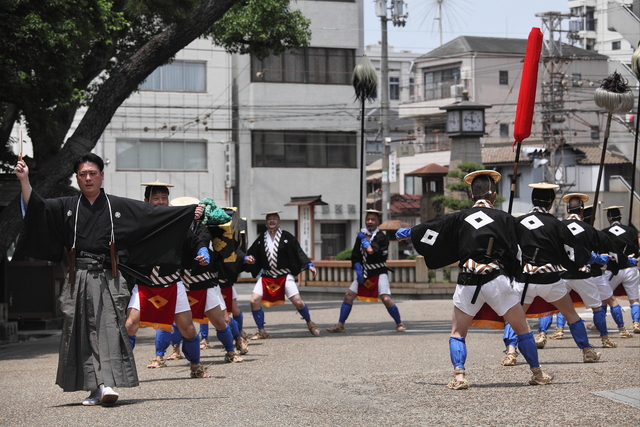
245;229;310;278
19;189;195;392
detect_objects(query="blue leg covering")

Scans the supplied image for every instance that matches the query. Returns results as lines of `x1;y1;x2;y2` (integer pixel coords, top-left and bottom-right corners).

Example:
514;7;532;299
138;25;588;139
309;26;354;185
593;309;609;336
631;304;640;322
610;305;625;328
517;332;540;368
449;336;467;370
386;304;402;324
338;302;353;324
568;318;590;349
199;323;209;340
539;315;552;333
182;336;201;364
155;330;173;356
229;318;240;339
216;325;235;353
235;311;244;331
252;309;265;329
171;325;182;346
502;323;517;349
297;304;311;322
556;313;566;329
128;335;136;351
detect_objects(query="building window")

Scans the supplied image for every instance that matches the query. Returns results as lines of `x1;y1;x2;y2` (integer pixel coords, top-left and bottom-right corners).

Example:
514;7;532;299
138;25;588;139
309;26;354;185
499;70;508;85
423;67;460;101
591;125;600;140
389;77;400;100
500;123;509;137
612;41;621;50
252;130;357;168
140;61;206;92
251;48;355;85
409;77;415;99
116;139;207;170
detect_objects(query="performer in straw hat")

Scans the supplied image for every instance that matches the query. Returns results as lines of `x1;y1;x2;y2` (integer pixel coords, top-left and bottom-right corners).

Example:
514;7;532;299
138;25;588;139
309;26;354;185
602;205;640;335
501;183;603;365
326;209;407;333
148;196;245;369
243;211;320;339
557;193;625;348
124;182;211;378
397;170;553;389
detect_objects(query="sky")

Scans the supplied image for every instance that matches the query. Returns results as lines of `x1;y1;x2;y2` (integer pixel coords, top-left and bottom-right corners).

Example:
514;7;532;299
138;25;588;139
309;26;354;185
363;0;571;54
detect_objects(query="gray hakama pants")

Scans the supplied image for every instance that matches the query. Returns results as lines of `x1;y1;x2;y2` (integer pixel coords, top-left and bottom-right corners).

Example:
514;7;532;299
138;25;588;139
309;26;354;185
56;259;138;392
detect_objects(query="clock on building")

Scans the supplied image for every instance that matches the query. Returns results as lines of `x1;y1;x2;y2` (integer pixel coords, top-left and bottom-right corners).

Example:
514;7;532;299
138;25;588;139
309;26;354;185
461;110;484;132
446;110;460;132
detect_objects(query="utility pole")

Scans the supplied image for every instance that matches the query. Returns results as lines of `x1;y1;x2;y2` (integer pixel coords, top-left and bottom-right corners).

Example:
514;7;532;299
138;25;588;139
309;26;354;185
375;0;407;223
536;11;572;211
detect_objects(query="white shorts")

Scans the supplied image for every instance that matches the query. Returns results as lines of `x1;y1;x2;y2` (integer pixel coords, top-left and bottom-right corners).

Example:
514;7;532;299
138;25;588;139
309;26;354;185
348;273;391;295
128;282;191;314
513;279;568;306
564;277;604;309
606;268;640;300
204;286;226;312
453;275;520;317
594;275;613;300
253;274;299;298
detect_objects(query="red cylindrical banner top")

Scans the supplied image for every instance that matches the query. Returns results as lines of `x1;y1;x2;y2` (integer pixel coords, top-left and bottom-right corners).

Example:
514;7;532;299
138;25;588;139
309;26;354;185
513;28;543;145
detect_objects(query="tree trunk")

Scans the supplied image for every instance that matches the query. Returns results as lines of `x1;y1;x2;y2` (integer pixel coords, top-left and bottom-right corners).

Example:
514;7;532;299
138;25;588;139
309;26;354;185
0;0;239;258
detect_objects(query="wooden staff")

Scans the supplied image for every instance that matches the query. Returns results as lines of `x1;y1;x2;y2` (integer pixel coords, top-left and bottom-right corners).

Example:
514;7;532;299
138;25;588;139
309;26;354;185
18;130;23;161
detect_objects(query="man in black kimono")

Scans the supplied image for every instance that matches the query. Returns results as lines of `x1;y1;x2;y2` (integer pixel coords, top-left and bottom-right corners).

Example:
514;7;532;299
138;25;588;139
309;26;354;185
397;171;553;389
243;211;319;339
14;154;196;405
326;209;406;333
602;205;640;335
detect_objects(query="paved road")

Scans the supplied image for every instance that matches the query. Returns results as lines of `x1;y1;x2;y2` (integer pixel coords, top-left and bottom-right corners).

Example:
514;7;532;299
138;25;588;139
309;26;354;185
1;287;639;426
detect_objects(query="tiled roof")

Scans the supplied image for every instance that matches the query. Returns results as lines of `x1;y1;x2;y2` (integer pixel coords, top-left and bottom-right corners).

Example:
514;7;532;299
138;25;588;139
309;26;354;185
416;36;608;60
481;142;630;166
406;163;449;176
368;194;421;216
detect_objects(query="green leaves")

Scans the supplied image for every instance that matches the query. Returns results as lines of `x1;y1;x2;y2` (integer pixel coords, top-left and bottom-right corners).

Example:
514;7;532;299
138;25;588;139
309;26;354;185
206;0;311;60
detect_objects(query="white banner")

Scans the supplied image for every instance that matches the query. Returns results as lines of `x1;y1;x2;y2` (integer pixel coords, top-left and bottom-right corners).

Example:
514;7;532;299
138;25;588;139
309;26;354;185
389;152;397;183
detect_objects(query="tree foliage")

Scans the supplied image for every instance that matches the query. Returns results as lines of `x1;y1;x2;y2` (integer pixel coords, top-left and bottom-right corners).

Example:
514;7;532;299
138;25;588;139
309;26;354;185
0;0;311;258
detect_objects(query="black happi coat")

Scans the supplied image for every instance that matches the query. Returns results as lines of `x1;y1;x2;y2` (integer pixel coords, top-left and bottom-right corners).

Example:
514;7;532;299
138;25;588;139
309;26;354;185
516;210;591;283
350;229;389;277
410;206;520;278
602;222;639;274
561;218;621;279
246;229;310;278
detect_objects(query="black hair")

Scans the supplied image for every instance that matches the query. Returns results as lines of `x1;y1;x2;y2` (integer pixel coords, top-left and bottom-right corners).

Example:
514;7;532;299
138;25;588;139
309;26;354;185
531;188;555;207
566;197;584;214
583;207;593;223
606;208;622;221
73;153;104;173
365;211;381;222
144;186;170;200
470;175;495;199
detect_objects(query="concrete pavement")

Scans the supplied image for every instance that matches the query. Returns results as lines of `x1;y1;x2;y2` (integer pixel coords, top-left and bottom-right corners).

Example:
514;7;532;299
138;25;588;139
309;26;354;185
0;287;638;426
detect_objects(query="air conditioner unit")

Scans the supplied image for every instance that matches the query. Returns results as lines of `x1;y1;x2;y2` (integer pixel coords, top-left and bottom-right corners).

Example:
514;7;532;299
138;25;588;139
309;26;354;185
450;84;465;97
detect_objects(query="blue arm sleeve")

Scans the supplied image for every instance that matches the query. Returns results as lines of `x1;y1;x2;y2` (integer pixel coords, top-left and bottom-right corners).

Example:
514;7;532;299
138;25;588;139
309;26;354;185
396;228;412;239
196;247;210;264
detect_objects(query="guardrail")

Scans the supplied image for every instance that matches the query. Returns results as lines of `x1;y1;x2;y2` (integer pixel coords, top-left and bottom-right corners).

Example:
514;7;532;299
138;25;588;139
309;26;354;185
298;256;458;299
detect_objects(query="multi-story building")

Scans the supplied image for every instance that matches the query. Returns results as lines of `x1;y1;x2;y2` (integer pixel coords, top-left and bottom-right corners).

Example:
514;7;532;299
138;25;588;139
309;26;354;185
568;0;639;67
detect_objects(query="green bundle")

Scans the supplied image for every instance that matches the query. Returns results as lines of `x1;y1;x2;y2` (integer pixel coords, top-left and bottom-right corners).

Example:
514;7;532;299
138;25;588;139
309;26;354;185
200;198;232;225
